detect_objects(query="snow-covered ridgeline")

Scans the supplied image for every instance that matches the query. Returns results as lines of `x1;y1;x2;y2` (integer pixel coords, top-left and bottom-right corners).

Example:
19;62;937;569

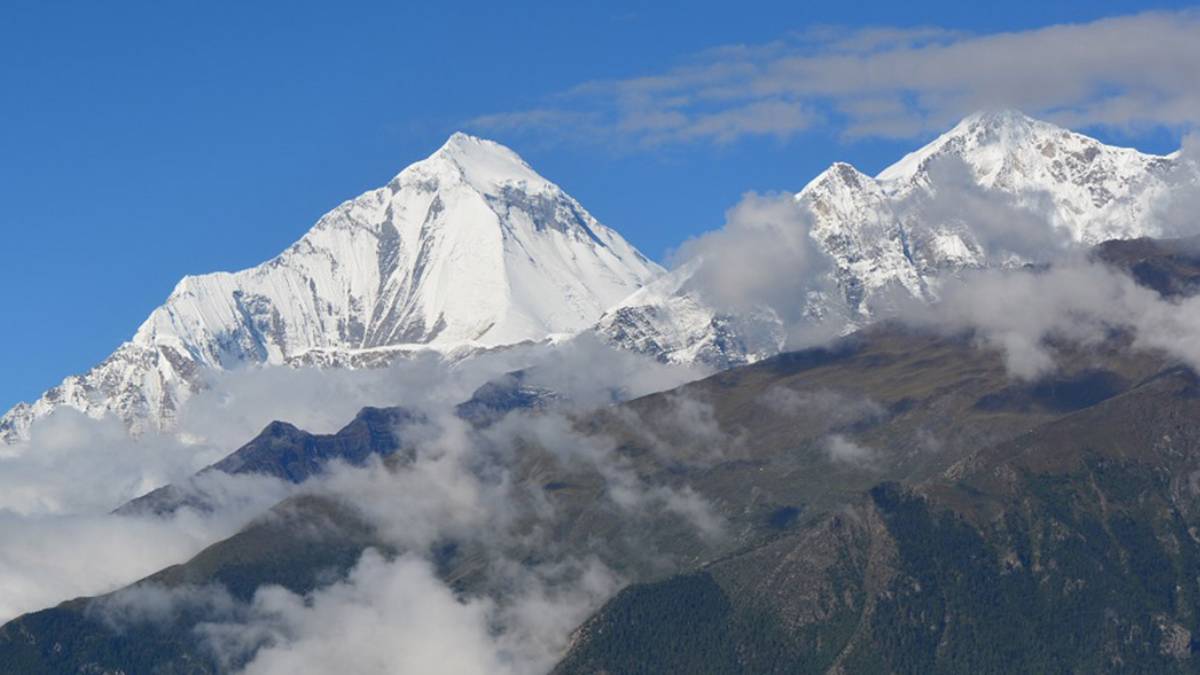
596;110;1194;368
6;110;1195;442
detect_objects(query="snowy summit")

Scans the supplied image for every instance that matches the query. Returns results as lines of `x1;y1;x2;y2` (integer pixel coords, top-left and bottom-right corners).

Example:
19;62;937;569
597;110;1195;368
0;133;662;441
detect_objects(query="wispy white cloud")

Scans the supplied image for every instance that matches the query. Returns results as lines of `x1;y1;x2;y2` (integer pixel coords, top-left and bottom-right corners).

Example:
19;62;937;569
0;336;700;624
0;337;706;647
188;549;620;675
471;11;1200;146
84;382;731;673
0;477;288;623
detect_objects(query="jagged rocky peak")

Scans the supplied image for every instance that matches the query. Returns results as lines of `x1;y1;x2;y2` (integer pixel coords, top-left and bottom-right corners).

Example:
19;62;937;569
596;110;1192;370
2;133;662;442
877;109;1181;242
798;161;893;230
878;109;1061;185
882;108;1171;191
797;108;1188;268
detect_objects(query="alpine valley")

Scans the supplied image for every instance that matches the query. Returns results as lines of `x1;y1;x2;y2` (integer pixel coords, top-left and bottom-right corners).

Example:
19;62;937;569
5;111;1200;674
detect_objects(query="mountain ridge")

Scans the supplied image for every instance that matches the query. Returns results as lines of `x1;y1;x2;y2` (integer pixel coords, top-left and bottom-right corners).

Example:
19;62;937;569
596;110;1197;369
7;111;1196;442
1;235;1191;673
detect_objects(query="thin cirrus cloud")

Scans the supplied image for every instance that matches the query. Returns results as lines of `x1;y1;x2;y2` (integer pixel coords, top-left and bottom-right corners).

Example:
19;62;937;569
471;11;1200;146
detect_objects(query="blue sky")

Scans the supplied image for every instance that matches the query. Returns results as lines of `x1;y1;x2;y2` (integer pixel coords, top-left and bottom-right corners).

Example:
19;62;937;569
1;0;1196;411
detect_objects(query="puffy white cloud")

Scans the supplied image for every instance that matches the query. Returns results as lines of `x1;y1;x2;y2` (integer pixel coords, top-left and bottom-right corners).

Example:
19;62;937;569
223;552;514;675
915;260;1200;379
824;434;877;467
660;191;847;351
81;386;727;673
672;192;835;324
1150;133;1200;237
0;400;293;624
516;332;707;410
1;329;727;674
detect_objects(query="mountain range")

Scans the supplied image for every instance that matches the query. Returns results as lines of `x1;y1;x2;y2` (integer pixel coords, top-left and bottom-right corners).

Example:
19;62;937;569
4;109;1200;673
4;236;1200;673
597;110;1194;367
6;111;1194;443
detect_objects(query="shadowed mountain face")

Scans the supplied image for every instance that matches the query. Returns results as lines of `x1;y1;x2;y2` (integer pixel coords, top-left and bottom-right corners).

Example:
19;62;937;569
116;406;423;516
115;369;571;518
1093;235;1200;298
452;369;562;427
4;238;1200;674
209;407;415;479
557;368;1200;674
0;329;1175;674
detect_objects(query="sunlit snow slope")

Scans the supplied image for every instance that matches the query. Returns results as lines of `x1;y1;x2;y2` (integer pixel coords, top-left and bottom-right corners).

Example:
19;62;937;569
1;134;662;442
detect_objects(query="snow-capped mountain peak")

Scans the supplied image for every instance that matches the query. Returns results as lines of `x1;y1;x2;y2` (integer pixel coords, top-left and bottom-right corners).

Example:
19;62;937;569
2;134;662;442
796;161;924;316
405;131;553;195
876;109;1178;243
596;110;1194;369
876;109;1042;185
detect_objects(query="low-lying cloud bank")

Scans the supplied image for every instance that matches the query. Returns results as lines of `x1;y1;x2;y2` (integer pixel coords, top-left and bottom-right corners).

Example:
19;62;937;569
83;383;732;673
0;406;294;622
208;551;619;675
0;338;706;649
5;128;1200;673
918;260;1200;379
0;335;701;627
0;476;289;622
